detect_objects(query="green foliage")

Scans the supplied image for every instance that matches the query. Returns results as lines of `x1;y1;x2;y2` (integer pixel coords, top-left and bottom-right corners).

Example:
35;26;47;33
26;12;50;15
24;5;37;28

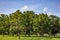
0;10;60;36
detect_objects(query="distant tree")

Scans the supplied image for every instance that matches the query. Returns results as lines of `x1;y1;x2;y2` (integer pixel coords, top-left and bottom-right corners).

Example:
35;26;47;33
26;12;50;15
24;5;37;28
23;11;35;36
0;10;60;37
49;15;59;36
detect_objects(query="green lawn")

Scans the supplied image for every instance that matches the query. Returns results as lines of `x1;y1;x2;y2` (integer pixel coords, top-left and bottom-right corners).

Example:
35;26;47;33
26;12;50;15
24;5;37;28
0;35;60;40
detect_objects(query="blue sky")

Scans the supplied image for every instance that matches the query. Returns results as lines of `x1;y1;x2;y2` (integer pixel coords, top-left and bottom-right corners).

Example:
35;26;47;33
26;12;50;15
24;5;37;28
0;0;60;17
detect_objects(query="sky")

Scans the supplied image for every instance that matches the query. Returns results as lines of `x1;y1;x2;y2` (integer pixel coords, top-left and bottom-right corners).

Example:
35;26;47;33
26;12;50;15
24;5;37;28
0;0;60;17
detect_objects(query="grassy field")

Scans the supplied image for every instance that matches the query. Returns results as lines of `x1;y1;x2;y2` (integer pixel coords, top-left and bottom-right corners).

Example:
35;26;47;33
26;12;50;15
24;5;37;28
0;35;60;40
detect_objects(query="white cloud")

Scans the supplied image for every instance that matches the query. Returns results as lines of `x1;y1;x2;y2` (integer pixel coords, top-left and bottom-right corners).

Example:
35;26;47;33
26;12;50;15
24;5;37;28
20;6;28;11
0;8;17;15
0;4;41;15
43;7;53;16
20;5;32;12
47;12;53;16
20;4;41;12
24;6;28;10
43;6;60;17
43;7;48;12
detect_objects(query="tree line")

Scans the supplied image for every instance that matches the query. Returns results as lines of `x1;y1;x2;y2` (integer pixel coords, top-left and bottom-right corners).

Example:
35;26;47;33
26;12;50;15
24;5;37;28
0;10;60;36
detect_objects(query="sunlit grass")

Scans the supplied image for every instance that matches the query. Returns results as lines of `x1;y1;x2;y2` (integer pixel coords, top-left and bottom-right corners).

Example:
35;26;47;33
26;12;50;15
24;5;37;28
0;35;60;40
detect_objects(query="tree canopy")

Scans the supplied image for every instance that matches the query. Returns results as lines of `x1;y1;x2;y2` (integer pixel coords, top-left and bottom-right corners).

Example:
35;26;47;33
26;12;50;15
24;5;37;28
0;10;60;36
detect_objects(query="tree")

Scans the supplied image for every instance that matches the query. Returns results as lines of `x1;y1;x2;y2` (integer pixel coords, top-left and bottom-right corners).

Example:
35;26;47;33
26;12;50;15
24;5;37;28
49;15;59;36
0;10;60;37
23;11;35;36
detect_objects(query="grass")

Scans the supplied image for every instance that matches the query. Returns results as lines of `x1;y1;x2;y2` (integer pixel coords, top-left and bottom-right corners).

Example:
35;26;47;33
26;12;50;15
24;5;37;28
0;35;60;40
